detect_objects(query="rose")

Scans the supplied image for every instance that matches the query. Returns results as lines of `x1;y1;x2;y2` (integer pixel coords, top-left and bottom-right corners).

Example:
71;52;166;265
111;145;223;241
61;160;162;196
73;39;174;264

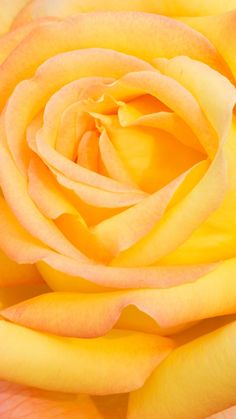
0;1;236;418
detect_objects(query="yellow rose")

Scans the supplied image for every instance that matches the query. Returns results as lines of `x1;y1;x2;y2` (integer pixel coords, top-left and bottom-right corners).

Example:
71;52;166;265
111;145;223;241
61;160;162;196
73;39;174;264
0;1;236;418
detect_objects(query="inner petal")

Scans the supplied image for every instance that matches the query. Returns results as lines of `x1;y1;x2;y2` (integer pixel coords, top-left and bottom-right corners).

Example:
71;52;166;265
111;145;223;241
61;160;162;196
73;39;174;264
95;114;204;193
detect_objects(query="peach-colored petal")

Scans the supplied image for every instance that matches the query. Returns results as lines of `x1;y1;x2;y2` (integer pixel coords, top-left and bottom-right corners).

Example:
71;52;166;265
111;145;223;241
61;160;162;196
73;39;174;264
5;48;151;175
207;406;236;419
155;119;236;265
0;0;30;35
28;156;79;220
0;380;102;419
5;258;234;337
0;19;58;66
11;0;236;25
0;320;173;395
118;105;204;153
179;11;236;81
96;114;203;192
0;12;223;111
153;56;235;141
0;194;213;292
128;321;236;419
111;131;226;266
98;130;138;187
0;248;42;287
10;0;236;37
0;138;88;262
0;196;52;264
38;254;216;291
92;171;188;255
77;130;99;171
54;171;147;208
107;71;218;158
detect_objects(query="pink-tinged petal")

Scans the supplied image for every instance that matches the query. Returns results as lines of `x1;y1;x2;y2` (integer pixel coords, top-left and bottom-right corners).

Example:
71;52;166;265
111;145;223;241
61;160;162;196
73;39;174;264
3;258;235;337
28;156;79;220
0;121;89;262
0;196;52;264
41;76;111;149
108;67;233;267
0;194;214;292
179;11;236;80
0;0;30;35
128;321;236;419
92;170;188;255
0;12;223;110
34;135;145;195
106;71;218;158
5;48;152;175
16;0;236;22
38;254;216;291
95;114;203;193
110;75;227;266
0;320;173;395
0;19;58;66
154;56;236;142
11;0;236;29
0;380;102;419
0;248;42;287
207;406;236;419
77;130;99;171
118;106;204;153
153;118;236;266
54;170;147;208
98;130;138;187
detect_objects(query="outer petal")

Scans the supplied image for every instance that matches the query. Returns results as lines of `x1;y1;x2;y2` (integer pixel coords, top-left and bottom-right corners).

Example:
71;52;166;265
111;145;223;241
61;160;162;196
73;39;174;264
3;258;236;337
0;381;102;419
0;320;173;395
11;0;236;27
179;11;236;80
0;191;214;292
0;12;224;110
0;0;29;35
207;406;236;419
128;321;236;419
0;248;42;287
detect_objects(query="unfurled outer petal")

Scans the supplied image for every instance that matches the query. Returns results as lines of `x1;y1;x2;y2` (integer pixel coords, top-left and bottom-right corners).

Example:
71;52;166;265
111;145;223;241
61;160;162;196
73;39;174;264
2;257;236;337
0;0;29;35
128;321;236;419
0;320;173;395
11;0;236;28
0;380;103;419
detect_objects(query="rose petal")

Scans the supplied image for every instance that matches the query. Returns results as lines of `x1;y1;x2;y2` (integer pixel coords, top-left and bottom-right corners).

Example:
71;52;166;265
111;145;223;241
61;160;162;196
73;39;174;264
0;248;42;287
92;170;188;255
0;0;30;35
153;56;236;140
0;380;102;419
0;12;223;110
179;11;236;80
4;257;235;337
207;406;236;419
11;0;236;29
128;321;236;419
38;254;216;291
0;320;173;395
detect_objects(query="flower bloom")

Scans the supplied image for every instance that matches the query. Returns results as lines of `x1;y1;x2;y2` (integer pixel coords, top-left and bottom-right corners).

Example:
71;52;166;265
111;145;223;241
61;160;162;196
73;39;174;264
0;1;236;418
